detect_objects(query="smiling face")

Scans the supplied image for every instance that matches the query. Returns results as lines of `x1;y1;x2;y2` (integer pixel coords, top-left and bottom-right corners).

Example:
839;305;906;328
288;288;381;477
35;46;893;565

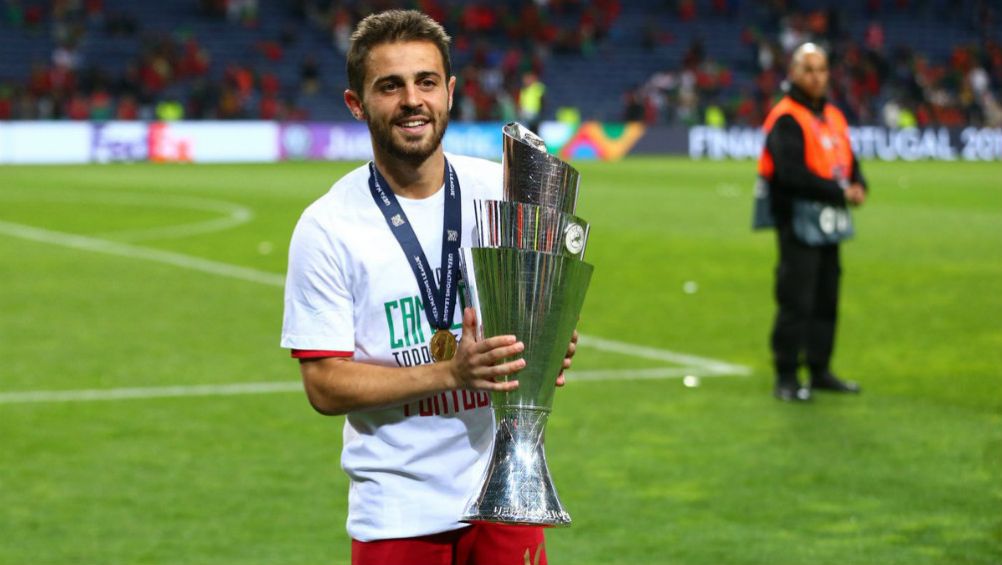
345;40;455;166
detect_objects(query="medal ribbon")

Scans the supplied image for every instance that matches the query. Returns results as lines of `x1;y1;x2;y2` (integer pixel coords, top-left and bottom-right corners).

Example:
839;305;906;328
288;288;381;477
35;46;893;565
368;158;461;333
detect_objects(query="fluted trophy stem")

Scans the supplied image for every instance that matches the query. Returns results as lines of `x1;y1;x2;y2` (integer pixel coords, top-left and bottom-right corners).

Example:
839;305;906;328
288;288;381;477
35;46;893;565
462;408;570;525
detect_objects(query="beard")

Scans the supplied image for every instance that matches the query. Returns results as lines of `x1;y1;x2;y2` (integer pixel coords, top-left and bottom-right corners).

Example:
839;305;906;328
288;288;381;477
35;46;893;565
366;106;449;166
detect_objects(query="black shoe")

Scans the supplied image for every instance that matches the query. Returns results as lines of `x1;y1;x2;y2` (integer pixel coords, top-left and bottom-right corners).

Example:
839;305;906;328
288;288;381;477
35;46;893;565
810;372;861;394
774;381;811;402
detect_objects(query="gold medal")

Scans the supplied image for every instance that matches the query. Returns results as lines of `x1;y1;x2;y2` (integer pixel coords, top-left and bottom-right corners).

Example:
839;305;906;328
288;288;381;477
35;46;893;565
430;329;458;362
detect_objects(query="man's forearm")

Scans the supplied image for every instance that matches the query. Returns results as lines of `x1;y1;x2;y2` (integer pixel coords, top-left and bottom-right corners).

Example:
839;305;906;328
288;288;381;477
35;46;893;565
300;358;456;416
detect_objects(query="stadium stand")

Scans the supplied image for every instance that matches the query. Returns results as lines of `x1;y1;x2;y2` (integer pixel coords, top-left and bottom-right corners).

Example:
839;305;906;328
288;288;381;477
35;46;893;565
0;0;999;126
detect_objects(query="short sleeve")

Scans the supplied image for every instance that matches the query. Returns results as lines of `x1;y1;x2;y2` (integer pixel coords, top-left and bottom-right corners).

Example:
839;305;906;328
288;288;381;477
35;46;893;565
280;214;355;354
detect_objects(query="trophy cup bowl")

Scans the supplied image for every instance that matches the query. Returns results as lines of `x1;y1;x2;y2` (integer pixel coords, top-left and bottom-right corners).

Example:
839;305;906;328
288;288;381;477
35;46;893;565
460;121;593;527
460;246;593;526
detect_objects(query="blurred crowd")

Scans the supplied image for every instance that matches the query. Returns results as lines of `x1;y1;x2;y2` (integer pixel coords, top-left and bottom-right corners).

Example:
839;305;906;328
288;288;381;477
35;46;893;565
0;0;304;121
625;0;1002;128
0;0;1000;127
295;0;622;122
0;0;621;122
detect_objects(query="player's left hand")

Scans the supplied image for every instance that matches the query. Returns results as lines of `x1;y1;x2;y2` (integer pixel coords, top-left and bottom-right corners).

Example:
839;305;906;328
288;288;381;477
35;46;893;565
556;329;578;387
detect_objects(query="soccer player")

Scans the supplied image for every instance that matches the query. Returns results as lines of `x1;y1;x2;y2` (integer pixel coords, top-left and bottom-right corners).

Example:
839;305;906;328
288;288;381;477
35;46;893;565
281;10;573;564
758;42;867;402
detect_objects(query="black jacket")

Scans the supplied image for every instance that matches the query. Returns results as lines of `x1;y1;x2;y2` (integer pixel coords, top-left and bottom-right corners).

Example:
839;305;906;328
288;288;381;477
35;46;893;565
766;86;867;226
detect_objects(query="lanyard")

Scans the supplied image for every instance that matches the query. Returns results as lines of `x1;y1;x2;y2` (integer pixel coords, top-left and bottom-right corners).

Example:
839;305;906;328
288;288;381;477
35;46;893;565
367;158;462;332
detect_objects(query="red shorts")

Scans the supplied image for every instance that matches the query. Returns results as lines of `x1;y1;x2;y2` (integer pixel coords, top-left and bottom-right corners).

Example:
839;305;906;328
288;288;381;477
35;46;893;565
351;523;546;565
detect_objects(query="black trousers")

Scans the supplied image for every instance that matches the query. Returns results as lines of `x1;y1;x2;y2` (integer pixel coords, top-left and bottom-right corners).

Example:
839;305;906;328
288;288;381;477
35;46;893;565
770;225;841;382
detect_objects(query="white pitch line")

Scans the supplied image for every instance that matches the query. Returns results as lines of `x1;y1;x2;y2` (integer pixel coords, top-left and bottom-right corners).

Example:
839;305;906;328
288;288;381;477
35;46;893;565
100;206;253;242
91;194;254;242
578;334;752;376
568;367;732;381
0;220;285;287
0;189;256;242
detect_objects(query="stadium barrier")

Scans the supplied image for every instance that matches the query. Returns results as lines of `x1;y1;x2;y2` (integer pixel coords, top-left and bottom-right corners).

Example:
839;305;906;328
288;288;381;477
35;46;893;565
687;125;1002;162
1;121;1000;164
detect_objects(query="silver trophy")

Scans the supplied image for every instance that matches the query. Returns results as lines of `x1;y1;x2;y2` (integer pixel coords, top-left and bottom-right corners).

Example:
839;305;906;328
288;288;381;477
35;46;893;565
460;123;594;526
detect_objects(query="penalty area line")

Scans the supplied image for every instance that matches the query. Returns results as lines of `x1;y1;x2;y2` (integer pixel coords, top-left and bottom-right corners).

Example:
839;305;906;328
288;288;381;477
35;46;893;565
0;220;285;287
577;335;752;377
0;221;752;405
0;381;304;405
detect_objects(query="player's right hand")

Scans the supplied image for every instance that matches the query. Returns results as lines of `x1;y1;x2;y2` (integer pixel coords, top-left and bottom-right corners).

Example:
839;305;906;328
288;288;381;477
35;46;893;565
448;307;525;392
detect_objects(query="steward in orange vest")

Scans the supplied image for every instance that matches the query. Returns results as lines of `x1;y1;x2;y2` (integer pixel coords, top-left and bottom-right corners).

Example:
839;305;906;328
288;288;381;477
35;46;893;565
760;43;868;402
756;85;866;230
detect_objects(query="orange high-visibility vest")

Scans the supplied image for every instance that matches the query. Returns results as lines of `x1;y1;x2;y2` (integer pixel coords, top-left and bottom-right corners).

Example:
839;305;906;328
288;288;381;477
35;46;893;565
758;96;853;183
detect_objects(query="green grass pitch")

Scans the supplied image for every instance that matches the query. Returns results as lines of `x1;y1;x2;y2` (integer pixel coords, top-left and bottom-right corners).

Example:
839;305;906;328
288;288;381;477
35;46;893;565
0;157;999;564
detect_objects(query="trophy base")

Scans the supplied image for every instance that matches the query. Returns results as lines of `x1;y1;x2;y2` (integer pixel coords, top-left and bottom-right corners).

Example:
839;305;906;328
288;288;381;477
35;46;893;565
461;408;571;527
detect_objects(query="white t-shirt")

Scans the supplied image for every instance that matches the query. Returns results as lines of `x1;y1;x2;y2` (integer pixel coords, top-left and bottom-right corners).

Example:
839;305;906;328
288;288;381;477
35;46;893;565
281;153;503;542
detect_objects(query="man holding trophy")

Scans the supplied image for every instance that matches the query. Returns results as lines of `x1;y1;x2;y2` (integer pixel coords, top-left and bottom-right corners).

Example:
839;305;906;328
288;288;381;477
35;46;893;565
280;10;591;565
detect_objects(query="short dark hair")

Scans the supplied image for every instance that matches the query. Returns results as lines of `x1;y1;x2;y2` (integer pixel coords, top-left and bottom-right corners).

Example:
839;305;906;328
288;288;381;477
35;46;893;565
346;10;452;98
